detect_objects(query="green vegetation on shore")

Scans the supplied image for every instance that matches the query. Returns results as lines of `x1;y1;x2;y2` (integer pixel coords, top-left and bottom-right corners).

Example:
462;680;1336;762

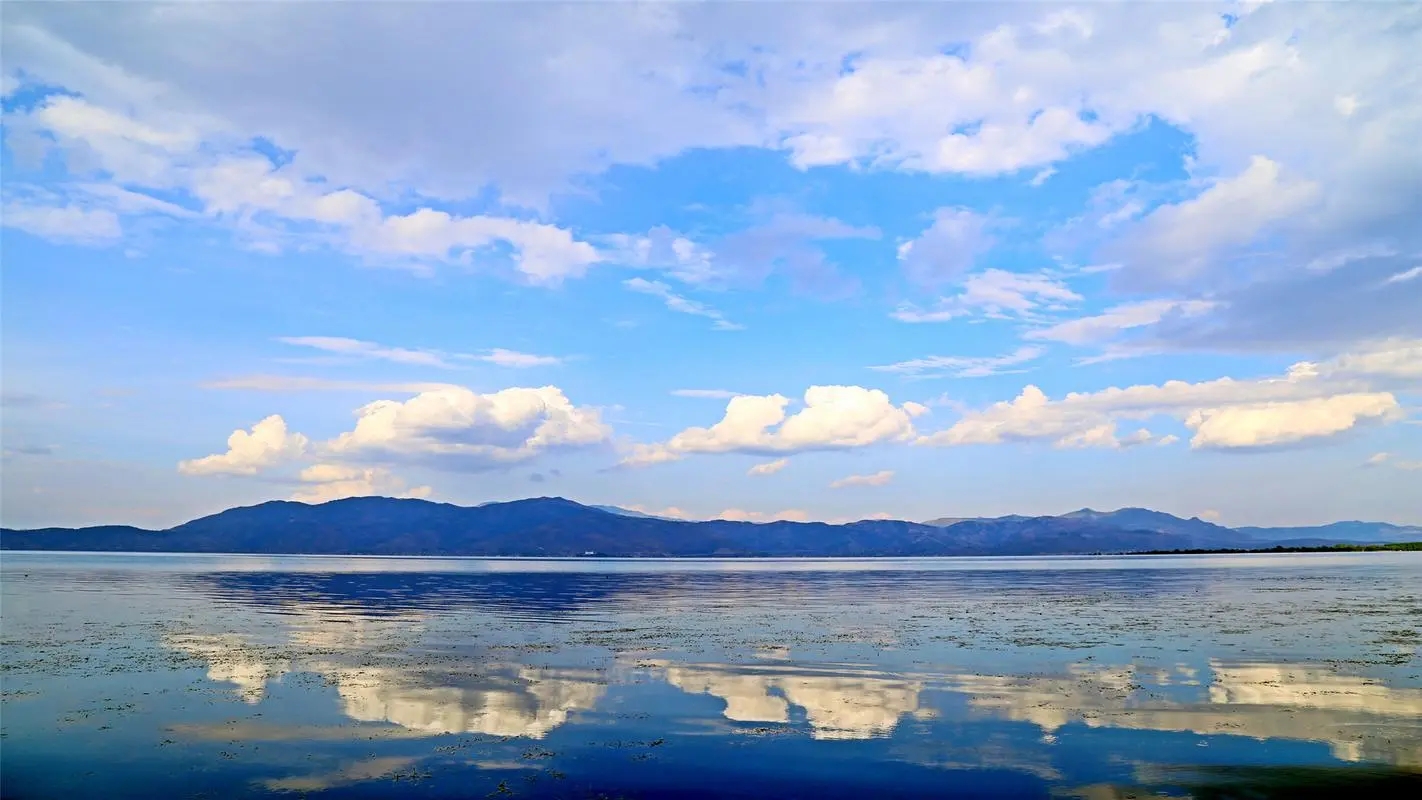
1127;542;1422;556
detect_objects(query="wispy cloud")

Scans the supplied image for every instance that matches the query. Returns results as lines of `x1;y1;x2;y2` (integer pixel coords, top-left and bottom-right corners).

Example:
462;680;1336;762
624;277;743;331
871;346;1044;379
1024;299;1217;346
1382;265;1422;286
277;337;561;369
748;458;789;476
277;336;456;368
829;470;895;489
201;376;460;393
471;348;563;368
671;388;740;399
1365;451;1422;470
892;269;1082;324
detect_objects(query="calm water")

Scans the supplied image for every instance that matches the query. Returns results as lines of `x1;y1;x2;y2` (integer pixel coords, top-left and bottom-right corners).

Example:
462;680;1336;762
3;552;1420;798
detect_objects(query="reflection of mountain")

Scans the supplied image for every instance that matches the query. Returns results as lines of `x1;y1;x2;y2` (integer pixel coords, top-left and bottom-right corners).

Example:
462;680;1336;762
947;661;1422;766
181;567;1189;621
182;570;673;619
651;661;932;740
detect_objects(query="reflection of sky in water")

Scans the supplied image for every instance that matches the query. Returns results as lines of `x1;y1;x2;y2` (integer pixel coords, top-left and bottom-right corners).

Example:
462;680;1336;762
3;552;1420;798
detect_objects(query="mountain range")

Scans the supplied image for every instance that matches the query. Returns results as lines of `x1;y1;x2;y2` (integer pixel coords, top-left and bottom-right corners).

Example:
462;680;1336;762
3;496;1418;557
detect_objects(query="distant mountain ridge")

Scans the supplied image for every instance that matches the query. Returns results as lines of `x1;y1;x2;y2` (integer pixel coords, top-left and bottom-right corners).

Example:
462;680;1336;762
2;496;1416;557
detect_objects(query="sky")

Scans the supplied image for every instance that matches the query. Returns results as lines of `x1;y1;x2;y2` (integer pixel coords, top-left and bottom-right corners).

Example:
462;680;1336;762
2;1;1419;530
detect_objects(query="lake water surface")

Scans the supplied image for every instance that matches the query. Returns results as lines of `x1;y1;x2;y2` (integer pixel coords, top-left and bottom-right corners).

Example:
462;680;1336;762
3;552;1421;798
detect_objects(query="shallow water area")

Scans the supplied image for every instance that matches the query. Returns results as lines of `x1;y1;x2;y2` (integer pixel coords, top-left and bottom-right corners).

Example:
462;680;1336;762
3;552;1421;798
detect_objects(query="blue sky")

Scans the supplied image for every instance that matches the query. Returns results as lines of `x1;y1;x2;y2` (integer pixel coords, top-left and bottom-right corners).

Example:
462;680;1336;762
2;1;1419;529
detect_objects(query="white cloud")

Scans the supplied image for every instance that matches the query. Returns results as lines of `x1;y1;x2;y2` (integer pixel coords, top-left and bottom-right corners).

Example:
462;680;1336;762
619;504;693;520
608;228;719;283
1365;452;1422;471
200;376;460;393
327;386;611;470
1382;266;1422;286
776;50;1113;176
2;202;121;244
747;458;789;476
180;386;609;479
918;340;1416;451
1025;299;1218;346
8;94;605;282
278;337;456;368
291;464;432;504
829;470;894;489
716;508;812;523
623;277;742;330
475;349;563;368
672;389;741;400
274;339;560;370
622;386;928;466
611;214;876;291
890;305;961;324
893;269;1081;323
897;208;993;286
1185;394;1400;450
178;415;310;476
352;208;602;283
1029;167;1056;187
1108;156;1321;284
8;3;1418;317
1306;243;1398;274
871;346;1043;379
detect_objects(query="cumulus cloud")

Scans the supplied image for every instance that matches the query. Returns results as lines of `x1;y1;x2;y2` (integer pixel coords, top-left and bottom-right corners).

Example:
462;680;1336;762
621;386;928;466
623;278;743;331
327;386;611;470
747;458;789;476
829;470;894;489
918;340;1417;451
871;346;1043;379
178;415;310;476
180;385;610;481
1184;394;1399;450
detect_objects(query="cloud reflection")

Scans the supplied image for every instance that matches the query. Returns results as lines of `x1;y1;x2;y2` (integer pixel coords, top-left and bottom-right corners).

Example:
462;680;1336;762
652;661;932;740
946;661;1422;766
328;664;605;738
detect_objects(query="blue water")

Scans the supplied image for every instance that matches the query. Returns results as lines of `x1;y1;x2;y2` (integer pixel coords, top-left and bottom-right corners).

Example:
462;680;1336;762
3;552;1420;798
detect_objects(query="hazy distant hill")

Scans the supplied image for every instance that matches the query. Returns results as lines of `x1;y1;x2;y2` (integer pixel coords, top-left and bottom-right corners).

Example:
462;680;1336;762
1234;521;1422;544
1;497;1412;557
589;505;667;520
